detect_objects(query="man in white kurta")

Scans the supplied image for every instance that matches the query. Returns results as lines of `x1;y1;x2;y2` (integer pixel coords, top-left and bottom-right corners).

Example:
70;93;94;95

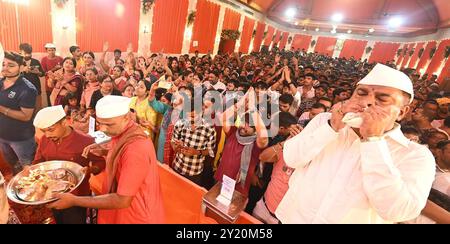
276;64;436;224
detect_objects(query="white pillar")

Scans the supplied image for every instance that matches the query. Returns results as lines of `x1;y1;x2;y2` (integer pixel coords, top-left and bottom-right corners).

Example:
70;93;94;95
181;0;198;54
234;14;245;53
213;6;226;55
307;35;318;53
361;40;376;61
50;0;76;57
138;2;154;56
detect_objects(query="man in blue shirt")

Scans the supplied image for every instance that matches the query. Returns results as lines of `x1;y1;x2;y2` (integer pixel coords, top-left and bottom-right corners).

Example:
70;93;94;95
0;51;37;174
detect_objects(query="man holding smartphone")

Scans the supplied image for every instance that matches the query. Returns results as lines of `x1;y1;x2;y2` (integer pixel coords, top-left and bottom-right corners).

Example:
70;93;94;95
19;43;45;110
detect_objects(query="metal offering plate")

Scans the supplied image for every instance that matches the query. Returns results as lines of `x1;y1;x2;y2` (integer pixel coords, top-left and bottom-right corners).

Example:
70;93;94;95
6;161;85;205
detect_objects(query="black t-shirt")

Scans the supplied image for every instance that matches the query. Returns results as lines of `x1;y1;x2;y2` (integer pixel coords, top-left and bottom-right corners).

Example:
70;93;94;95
89;89;122;110
0;76;37;141
23;58;44;95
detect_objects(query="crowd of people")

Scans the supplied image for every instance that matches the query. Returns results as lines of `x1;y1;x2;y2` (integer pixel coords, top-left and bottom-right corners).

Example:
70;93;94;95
0;40;449;224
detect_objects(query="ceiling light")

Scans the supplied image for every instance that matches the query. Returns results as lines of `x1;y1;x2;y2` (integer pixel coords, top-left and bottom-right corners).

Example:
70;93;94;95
295;22;299;25
303;28;307;31
331;29;336;34
347;30;352;34
315;28;320;32
285;8;296;19
331;13;344;22
368;28;375;33
388;17;403;29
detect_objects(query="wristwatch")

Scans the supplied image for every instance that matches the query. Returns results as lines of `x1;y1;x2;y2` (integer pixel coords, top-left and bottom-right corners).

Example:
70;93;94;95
361;136;384;142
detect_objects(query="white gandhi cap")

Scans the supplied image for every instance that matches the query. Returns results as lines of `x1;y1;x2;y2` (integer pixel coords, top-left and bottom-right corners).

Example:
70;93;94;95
33;105;66;129
357;63;414;104
44;43;56;49
96;95;132;119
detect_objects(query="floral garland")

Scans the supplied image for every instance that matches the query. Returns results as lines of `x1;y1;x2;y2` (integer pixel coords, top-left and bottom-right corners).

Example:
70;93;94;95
263;31;268;39
409;48;415;56
221;29;241;40
397;48;402;57
142;0;155;15
54;0;68;8
445;46;450;59
310;40;316;47
288;36;293;44
429;47;437;59
365;46;373;54
418;48;424;58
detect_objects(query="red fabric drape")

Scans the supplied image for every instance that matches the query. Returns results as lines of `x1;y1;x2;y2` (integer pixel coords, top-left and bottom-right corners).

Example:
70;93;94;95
416;41;437;72
220;8;241;53
408;42;425;69
314;37;337;56
189;0;220;53
279;32;289;50
239;17;255;54
426;39;450;75
272;30;282;47
150;0;189;53
400;43;415;68
76;0;140;52
291;34;312;51
339;39;368;60
396;49;404;66
223;8;241;30
438;58;450;84
252;22;265;52
263;26;275;46
0;0;52;52
368;42;401;64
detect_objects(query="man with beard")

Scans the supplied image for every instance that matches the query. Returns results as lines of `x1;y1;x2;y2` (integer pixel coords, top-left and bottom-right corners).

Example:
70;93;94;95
0;51;37;174
19;43;44;110
31;105;105;224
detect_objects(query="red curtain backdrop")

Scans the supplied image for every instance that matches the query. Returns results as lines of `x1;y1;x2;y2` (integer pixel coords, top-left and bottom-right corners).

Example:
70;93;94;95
369;42;401;64
291;34;312;51
339;39;368;60
150;0;189;53
416;41;437;72
238;17;255;54
400;43;415;68
223;8;241;30
408;42;425;69
426;39;450;75
252;22;265;52
263;26;275;46
438;58;450;84
190;0;220;53
279;32;289;50
0;0;53;52
76;0;140;52
314;37;337;56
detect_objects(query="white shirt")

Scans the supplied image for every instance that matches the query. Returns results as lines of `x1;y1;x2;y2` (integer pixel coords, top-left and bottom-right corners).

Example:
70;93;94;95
297;86;315;99
277;113;436;224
